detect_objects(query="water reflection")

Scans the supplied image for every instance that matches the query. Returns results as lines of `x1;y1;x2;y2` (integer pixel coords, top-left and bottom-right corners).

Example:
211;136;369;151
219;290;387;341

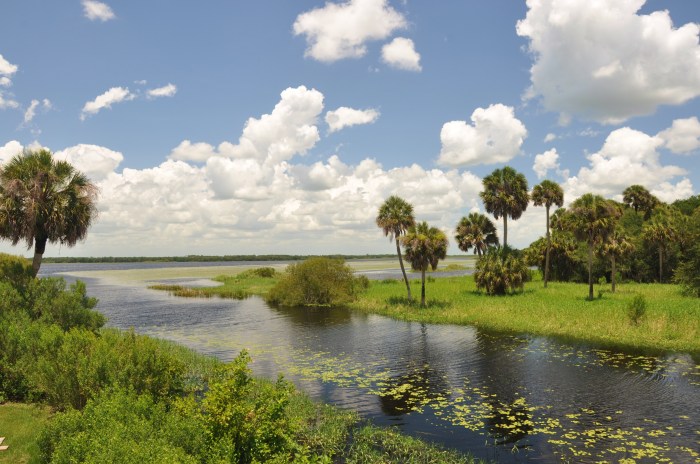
42;265;700;464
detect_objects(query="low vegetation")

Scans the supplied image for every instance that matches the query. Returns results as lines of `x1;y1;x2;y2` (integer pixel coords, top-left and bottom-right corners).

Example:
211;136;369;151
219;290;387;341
2;254;478;463
350;275;700;355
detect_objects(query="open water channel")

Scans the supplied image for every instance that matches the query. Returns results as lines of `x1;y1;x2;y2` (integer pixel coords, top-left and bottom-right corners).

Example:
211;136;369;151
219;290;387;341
42;262;699;463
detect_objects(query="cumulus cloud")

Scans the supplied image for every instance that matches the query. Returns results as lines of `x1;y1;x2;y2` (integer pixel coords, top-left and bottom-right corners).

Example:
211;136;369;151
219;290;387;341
0;54;17;80
437;104;527;167
222;85;324;164
516;0;700;123
169;140;219;163
325;106;380;133
82;0;115;21
657;117;700;154
54;144;124;181
0;140;23;164
544;133;557;143
147;83;177;99
533;148;560;179
81;87;134;120
381;37;422;71
0;92;18;109
293;0;407;62
562;126;691;203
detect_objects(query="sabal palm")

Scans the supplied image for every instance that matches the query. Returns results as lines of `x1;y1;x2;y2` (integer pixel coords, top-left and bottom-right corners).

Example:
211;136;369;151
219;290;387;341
531;180;564;288
622;185;659;219
376;195;415;301
0;149;98;275
454;212;498;256
401;221;448;307
479;166;529;248
601;230;634;292
642;217;675;283
566;194;620;300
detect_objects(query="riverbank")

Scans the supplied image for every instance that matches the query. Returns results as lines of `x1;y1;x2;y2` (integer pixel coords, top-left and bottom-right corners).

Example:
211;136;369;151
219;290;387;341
146;266;700;355
350;276;700;356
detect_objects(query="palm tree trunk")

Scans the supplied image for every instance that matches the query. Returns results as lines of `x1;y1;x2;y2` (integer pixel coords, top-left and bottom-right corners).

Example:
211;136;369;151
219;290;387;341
421;268;426;308
544;205;551;288
396;239;412;301
611;255;616;293
587;241;594;301
658;246;663;283
32;236;47;277
503;216;508;248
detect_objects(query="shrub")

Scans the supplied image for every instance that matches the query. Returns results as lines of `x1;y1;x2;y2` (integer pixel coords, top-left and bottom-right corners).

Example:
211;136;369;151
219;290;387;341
267;257;362;307
24;278;104;331
628;295;647;325
474;248;530;295
0;253;34;294
674;241;700;297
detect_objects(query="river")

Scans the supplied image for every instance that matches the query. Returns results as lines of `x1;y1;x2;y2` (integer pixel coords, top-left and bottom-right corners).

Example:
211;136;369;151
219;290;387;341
41;262;700;463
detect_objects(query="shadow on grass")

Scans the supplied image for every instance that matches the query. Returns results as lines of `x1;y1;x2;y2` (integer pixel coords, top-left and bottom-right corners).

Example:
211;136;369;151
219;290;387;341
386;296;450;309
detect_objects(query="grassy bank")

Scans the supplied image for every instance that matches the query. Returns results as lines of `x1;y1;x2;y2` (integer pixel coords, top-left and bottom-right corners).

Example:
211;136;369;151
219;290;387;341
349;276;700;355
0;403;51;464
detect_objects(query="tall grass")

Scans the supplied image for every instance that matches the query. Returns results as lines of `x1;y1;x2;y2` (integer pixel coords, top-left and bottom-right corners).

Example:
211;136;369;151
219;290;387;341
350;276;700;355
0;403;51;464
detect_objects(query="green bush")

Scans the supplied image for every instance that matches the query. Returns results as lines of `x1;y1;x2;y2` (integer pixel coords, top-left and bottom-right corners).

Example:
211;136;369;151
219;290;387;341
267;257;363;307
474;248;530;295
0;253;34;294
674;241;700;297
24;278;104;331
239;266;276;278
628;295;647;325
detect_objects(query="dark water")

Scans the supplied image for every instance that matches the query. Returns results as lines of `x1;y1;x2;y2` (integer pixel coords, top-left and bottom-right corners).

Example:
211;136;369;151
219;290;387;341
42;263;700;463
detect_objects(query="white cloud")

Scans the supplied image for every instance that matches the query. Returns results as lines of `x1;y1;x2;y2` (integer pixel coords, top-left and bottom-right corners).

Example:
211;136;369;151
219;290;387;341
437;104;527;167
0;92;18;109
147;83;177;99
23;99;51;124
54;144;124;181
82;0;115;22
561;126;692;203
0;54;17;79
533;148;560;179
544;133;557;143
81;87;134;120
223;85;324;164
0;140;23;164
657;117;700;154
0;77;11;87
381;37;422;71
169;140;219;163
293;0;407;62
325;107;380;133
517;0;700;123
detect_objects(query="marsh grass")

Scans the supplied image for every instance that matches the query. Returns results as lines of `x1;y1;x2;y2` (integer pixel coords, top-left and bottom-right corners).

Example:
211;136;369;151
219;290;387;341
350;277;700;354
148;269;279;299
0;403;51;464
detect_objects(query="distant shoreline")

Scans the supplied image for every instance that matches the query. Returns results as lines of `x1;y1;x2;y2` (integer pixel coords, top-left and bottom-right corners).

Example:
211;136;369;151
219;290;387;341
39;254;399;264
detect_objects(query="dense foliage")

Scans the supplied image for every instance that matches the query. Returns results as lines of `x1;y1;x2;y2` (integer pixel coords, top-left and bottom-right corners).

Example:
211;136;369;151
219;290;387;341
267;257;367;307
401;221;449;307
473;248;529;295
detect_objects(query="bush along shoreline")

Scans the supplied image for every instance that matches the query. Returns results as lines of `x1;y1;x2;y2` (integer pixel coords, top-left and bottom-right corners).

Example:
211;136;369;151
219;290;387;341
0;253;481;464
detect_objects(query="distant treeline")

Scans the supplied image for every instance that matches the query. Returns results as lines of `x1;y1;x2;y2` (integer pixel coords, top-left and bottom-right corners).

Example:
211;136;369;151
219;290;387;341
41;254;397;263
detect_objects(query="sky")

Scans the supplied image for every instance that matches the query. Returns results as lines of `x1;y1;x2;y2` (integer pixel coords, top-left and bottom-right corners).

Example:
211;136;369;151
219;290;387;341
0;0;699;257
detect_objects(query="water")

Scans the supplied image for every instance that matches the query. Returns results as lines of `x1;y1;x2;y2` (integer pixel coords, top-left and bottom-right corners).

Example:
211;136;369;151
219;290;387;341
42;263;700;463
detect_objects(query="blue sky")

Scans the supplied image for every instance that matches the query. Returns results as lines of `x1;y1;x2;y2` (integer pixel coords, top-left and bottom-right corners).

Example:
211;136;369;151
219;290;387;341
1;0;698;256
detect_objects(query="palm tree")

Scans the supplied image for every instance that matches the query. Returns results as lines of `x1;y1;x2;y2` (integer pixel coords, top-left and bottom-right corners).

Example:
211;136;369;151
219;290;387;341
454;212;499;257
642;217;675;283
0;149;98;276
401;221;448;307
600;230;634;293
480;166;529;248
531;180;564;288
566;194;620;300
622;185;659;220
376;195;415;301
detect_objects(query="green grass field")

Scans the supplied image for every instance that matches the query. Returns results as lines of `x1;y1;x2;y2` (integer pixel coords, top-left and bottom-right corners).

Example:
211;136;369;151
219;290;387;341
349;276;700;355
0;403;51;464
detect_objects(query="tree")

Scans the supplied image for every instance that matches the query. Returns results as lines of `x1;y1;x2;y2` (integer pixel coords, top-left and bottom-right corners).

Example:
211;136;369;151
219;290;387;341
566;194;620;300
401;222;448;307
454;212;498;257
600;230;634;293
642;216;675;283
622;185;659;219
531;180;564;288
480;166;529;248
376;196;415;301
0;149;98;276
